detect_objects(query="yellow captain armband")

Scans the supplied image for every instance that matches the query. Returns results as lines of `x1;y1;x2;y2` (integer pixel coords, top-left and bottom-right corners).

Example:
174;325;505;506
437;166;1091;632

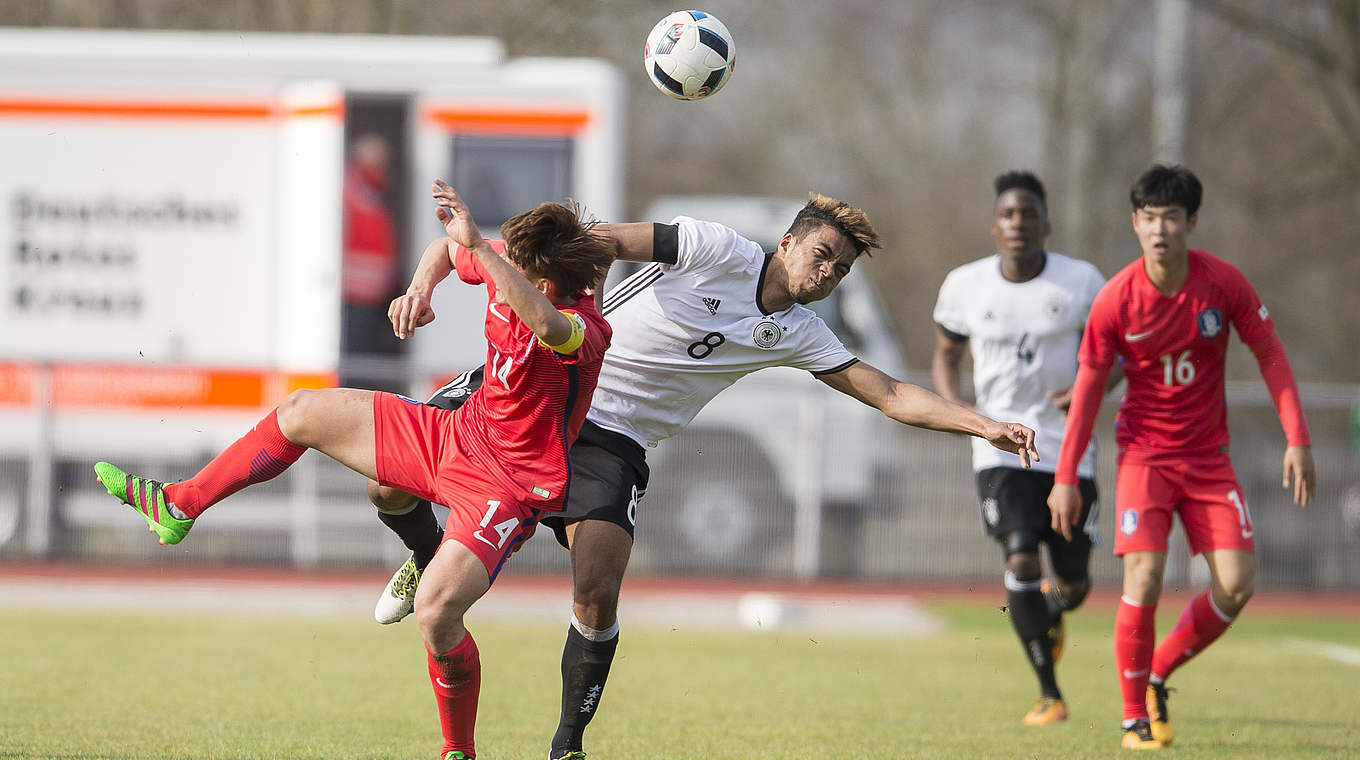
540;311;587;354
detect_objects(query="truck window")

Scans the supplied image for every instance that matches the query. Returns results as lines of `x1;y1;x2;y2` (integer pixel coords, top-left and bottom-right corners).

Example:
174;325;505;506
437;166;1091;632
450;136;573;231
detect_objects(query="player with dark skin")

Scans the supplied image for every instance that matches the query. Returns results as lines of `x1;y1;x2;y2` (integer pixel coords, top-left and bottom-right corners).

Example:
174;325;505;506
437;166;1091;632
934;172;1122;725
936;183;1080;595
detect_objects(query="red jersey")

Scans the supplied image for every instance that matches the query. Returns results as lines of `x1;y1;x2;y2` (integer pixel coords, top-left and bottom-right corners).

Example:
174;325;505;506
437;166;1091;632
449;240;612;510
1080;249;1275;463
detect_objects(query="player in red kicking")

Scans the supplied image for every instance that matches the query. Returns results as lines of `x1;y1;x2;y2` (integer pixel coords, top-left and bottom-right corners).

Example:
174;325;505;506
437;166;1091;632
95;179;616;760
1047;164;1314;750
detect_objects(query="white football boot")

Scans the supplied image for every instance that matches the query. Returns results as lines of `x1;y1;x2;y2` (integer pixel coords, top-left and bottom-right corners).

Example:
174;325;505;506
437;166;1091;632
375;554;420;624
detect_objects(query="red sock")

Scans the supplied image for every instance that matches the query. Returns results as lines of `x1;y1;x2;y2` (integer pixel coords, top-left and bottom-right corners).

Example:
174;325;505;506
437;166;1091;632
428;632;481;758
163;408;305;518
1114;596;1157;721
1151;590;1234;681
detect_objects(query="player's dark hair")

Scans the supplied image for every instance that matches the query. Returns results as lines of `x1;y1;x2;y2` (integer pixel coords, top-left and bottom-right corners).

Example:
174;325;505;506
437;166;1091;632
499;200;614;296
1130;164;1202;216
786;193;882;258
994;170;1046;207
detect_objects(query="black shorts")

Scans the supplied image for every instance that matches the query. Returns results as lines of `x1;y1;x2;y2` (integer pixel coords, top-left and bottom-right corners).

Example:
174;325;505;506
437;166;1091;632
976;467;1098;574
424;367;485;407
423;368;649;549
542;421;649;548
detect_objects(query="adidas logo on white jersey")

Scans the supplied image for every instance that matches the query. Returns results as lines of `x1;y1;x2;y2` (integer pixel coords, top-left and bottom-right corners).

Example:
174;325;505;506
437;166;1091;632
702;297;721;315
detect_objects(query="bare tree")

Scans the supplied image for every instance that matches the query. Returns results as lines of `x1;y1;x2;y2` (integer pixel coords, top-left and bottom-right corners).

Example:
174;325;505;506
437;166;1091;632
1191;0;1360;201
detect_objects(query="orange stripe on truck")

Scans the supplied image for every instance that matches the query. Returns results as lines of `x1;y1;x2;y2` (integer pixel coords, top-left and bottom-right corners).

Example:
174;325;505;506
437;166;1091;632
0;363;37;406
0;363;336;409
423;106;591;136
284;103;345;119
0;98;342;121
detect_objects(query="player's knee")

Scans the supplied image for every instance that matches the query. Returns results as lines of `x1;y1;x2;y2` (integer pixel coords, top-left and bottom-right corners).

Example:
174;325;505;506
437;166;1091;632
1057;577;1091;609
275;389;308;436
1217;578;1254;614
1004;551;1041;581
572;577;623;628
415;596;466;650
276;389;322;444
1222;588;1252;615
1002;532;1041;577
368;480;417;512
1122;559;1164;600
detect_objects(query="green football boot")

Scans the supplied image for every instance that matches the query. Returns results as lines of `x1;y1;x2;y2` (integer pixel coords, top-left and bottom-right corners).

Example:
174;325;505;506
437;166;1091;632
94;461;194;545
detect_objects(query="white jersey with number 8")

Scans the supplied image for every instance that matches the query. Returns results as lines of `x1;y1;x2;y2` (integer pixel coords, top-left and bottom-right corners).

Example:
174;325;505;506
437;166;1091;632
587;216;857;448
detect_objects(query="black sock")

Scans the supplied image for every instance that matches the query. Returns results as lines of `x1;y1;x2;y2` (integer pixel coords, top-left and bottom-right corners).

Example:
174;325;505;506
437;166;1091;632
550;623;619;755
377;500;443;571
1008;583;1061;699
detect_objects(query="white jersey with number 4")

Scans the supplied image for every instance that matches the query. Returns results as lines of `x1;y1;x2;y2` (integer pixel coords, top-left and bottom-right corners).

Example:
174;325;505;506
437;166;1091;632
933;252;1105;477
588;216;857;448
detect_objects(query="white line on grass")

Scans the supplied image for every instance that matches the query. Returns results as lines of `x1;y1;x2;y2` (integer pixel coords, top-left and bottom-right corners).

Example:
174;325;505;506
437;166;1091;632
1284;637;1360;667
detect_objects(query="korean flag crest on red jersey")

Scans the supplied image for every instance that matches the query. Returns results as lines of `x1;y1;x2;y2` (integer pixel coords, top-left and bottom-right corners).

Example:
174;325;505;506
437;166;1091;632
1197;308;1224;339
1120;509;1139;536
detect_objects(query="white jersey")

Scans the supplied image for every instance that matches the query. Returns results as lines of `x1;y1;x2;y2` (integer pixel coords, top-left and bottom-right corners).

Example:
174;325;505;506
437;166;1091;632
933;252;1105;477
588;216;857;448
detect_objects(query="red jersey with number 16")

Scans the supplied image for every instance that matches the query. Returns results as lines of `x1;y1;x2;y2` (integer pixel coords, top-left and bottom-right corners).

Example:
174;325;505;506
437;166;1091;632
1079;249;1275;464
449;240;612;510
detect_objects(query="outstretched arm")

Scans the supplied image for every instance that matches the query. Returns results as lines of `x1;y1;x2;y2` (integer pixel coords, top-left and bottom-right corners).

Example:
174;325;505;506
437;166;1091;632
432;180;574;347
817;361;1038;467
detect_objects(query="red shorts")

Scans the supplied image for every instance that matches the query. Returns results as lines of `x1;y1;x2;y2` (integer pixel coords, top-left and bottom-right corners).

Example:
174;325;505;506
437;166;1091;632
372;391;540;580
1112;457;1255;556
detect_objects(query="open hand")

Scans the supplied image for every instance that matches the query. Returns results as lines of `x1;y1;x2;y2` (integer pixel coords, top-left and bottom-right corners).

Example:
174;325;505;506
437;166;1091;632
1048;483;1082;541
431;179;483;250
1283;445;1316;507
985;421;1039;469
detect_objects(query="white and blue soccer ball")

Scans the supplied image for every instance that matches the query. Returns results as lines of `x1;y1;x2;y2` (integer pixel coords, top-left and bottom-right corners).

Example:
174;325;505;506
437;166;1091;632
643;10;736;101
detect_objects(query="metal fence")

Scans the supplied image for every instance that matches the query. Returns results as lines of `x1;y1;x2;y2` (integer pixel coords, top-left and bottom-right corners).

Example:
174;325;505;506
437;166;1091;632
1;369;1356;591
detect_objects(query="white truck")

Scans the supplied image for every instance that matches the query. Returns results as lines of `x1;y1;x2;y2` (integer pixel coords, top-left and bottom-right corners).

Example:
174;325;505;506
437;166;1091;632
0;29;912;579
0;28;624;564
629;196;912;577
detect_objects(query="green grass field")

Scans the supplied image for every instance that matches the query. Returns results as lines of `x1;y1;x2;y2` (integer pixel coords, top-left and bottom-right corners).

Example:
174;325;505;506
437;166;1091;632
2;602;1357;759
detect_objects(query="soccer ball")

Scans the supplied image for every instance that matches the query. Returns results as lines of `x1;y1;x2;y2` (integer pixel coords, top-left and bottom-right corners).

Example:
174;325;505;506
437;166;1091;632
643;10;736;101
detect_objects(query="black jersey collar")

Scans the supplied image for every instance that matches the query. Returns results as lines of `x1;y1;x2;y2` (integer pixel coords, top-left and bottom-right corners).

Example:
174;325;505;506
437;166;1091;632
756;251;775;315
